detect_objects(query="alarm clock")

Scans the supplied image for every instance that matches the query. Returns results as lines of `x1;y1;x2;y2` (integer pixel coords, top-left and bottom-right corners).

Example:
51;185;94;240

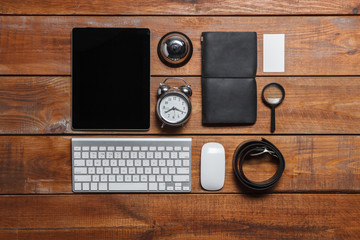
156;77;192;128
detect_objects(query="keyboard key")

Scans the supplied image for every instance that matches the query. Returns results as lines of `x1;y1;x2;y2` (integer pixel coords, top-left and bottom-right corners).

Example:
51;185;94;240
175;183;181;187
88;167;95;174
99;183;107;190
139;152;145;158
112;168;119;174
133;146;140;151
183;147;190;151
163;152;169;158
171;152;177;159
169;168;176;174
146;152;153;158
114;152;121;158
83;183;89;190
155;152;161;158
165;175;171;182
86;160;93;166
121;168;127;174
145;168;151;174
141;146;148;151
175;186;182;191
175;160;181;166
149;175;156;182
174;146;181;151
98;152;105;159
106;152;113;159
110;160;117;166
151;160;158;166
74;160;85;166
107;146;115;151
137;167;144;174
96;167;103;174
131;152;137;158
167;186;174;191
109;175;115;182
159;160;166;166
101;175;107;182
91;183;98;190
125;175;131;182
99;146;106;151
166;146;173;151
94;160;101;166
135;160;141;166
149;146;156;151
129;168;136;174
102;160;109;166
167;160;174;166
118;160;125;166
74;167;87;174
177;168;189;174
116;146;123;151
183;186;190;191
90;152;97;158
92;175;99;182
158;146;165;151
126;160;134;166
143;160;150;166
141;175;147;182
183;160;190;166
124;147;131;151
153;168;159;174
157;175;163;182
74;183;81;190
179;152;190;158
159;183;166;190
74;146;81;151
74;175;91;182
82;146;89;151
91;146;98;151
109;183;147;191
116;175;123;182
133;175;139;182
104;167;111;174
149;183;157;190
161;168;168;174
123;152;129;158
173;175;189;182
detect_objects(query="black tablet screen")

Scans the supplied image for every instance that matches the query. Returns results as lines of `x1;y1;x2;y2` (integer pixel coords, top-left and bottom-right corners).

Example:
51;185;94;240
72;28;150;130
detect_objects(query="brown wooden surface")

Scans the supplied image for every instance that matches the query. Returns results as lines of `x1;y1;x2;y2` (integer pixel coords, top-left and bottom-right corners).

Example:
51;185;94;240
1;76;360;134
1;1;360;239
0;135;359;194
0;194;359;239
0;0;359;15
0;16;359;76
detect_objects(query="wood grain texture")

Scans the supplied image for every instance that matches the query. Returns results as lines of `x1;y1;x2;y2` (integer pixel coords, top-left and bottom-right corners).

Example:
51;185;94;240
0;16;359;76
0;135;359;194
0;0;359;15
0;194;359;239
1;76;360;134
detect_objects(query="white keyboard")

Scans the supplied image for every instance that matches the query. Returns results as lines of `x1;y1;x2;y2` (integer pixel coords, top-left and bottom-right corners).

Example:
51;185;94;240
72;137;191;193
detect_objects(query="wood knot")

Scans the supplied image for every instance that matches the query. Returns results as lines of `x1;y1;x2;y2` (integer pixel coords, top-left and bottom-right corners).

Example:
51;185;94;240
353;8;358;14
348;49;357;55
48;122;67;133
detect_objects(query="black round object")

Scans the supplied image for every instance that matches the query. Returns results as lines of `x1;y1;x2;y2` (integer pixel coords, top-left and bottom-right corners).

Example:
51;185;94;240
157;32;193;68
233;138;285;191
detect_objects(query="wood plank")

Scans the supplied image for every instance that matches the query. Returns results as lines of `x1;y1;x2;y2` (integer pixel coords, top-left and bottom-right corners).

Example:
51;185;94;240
1;76;360;134
0;194;359;239
0;0;358;15
0;16;359;76
0;135;359;194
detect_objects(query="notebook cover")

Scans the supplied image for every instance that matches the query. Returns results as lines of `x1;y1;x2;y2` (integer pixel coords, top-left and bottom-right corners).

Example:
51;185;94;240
201;32;257;124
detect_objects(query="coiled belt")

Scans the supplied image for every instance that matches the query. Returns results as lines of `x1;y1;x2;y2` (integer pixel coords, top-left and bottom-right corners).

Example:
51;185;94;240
233;138;285;191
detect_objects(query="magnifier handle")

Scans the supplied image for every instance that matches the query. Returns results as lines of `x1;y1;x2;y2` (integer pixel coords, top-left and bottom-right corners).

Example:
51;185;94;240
271;106;276;133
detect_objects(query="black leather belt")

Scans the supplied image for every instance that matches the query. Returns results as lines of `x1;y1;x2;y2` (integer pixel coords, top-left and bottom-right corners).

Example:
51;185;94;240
233;138;285;191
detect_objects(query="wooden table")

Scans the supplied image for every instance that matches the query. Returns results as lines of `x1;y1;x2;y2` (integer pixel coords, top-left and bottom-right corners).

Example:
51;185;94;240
0;1;359;239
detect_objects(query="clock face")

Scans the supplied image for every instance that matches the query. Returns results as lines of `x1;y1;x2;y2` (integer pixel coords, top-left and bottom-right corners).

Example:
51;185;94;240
158;93;190;124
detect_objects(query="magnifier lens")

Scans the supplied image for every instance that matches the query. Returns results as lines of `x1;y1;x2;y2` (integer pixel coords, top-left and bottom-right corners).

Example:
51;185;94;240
263;85;284;105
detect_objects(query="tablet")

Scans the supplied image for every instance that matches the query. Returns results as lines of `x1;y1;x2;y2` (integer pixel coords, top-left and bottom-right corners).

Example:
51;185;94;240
72;28;150;130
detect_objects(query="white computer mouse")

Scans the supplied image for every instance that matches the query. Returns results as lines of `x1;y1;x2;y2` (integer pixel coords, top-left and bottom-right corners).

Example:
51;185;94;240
201;142;225;191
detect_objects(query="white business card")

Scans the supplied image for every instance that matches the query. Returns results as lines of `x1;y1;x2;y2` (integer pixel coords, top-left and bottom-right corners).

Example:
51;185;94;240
263;34;285;72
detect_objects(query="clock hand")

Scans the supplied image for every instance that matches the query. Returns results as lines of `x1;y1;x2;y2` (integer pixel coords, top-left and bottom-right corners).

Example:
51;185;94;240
165;106;175;113
173;107;185;114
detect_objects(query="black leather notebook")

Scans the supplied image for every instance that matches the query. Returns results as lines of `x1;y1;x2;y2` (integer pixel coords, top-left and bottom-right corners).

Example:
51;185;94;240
201;32;257;124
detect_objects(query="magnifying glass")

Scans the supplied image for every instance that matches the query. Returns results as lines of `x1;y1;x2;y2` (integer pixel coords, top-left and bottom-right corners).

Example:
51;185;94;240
262;83;285;133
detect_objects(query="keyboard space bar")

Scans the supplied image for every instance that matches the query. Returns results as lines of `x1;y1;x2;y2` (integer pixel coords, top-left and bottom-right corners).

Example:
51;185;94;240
109;183;148;191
